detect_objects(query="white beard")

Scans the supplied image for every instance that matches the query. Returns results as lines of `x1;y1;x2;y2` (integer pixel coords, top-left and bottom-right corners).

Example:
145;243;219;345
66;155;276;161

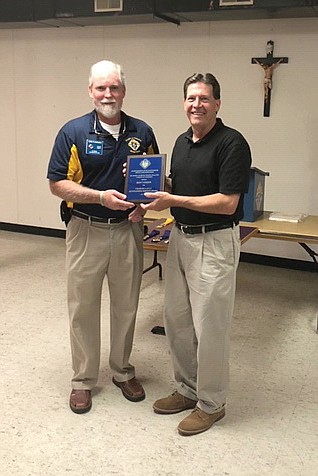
96;102;120;119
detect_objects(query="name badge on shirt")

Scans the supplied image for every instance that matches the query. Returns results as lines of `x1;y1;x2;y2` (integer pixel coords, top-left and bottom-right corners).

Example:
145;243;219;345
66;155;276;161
86;139;103;155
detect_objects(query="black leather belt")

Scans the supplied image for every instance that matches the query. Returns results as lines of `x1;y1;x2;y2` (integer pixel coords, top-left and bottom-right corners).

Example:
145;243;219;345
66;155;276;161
72;209;126;224
175;221;235;235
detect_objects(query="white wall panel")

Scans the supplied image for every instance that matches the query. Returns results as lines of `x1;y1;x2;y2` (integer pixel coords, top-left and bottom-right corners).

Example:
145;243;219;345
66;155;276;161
0;31;17;222
0;18;317;260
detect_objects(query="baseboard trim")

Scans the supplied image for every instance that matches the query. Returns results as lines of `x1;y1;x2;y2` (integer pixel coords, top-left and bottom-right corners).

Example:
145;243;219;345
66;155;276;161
240;252;316;272
0;221;66;238
0;221;316;272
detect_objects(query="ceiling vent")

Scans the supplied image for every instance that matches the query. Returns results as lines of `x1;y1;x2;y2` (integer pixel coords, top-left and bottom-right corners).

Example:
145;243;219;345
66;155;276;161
94;0;123;13
219;0;254;6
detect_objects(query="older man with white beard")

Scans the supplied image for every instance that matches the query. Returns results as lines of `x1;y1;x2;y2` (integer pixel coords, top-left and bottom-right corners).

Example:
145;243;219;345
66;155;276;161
47;60;159;413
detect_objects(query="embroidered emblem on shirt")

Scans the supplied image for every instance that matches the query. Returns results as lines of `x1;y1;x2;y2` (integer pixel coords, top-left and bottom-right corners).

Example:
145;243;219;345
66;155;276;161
126;137;142;153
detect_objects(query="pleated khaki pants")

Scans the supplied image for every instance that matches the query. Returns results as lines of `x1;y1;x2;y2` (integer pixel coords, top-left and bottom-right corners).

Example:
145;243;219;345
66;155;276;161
164;224;240;412
65;216;143;390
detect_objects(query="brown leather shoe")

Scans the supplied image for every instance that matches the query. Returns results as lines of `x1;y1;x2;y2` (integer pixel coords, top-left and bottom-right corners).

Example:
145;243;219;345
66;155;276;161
153;391;197;414
69;389;92;414
112;377;145;402
178;407;225;436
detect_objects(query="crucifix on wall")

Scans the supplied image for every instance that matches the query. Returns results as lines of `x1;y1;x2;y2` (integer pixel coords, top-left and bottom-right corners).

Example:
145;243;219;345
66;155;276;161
251;40;289;117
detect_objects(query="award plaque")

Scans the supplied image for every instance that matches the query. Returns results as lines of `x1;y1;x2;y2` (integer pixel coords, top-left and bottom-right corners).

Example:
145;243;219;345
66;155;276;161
125;154;166;203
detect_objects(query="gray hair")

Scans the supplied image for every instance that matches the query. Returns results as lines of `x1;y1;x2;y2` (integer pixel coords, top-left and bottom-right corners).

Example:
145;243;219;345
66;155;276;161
88;60;126;87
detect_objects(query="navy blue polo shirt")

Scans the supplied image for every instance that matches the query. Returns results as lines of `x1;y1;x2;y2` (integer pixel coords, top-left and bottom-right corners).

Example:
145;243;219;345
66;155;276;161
170;118;252;226
47;110;159;219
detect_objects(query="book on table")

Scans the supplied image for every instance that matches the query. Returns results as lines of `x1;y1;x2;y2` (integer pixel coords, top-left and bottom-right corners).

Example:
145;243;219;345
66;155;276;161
268;212;307;223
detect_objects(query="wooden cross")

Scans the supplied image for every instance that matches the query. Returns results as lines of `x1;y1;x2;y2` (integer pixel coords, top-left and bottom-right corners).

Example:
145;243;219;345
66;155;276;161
251;40;288;117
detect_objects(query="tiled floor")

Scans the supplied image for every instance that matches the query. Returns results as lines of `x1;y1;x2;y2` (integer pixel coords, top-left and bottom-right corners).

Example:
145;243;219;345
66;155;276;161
1;230;317;476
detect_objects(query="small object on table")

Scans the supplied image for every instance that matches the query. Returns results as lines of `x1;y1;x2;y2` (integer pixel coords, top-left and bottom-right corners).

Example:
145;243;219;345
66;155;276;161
161;230;171;241
151;229;171;243
156;218;174;228
269;212;307;223
143;229;160;241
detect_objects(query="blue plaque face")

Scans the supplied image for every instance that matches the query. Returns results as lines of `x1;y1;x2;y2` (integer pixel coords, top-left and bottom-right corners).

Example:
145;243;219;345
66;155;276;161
125;154;166;203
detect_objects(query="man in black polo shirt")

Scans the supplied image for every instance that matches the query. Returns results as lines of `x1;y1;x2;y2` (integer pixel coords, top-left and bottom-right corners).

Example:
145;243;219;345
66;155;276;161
47;60;159;413
141;73;251;436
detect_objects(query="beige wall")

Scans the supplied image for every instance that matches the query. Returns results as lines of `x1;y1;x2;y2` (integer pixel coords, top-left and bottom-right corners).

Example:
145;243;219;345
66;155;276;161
0;17;317;260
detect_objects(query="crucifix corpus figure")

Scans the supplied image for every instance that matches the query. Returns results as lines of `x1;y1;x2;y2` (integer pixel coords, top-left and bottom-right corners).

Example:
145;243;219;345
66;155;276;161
253;57;283;103
252;40;288;117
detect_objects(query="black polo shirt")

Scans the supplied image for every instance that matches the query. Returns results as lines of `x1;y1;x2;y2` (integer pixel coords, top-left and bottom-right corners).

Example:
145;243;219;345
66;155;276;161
170;118;251;226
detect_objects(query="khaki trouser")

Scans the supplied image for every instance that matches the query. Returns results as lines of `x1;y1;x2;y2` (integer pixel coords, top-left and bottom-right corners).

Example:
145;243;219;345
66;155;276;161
65;216;143;390
164;224;240;413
